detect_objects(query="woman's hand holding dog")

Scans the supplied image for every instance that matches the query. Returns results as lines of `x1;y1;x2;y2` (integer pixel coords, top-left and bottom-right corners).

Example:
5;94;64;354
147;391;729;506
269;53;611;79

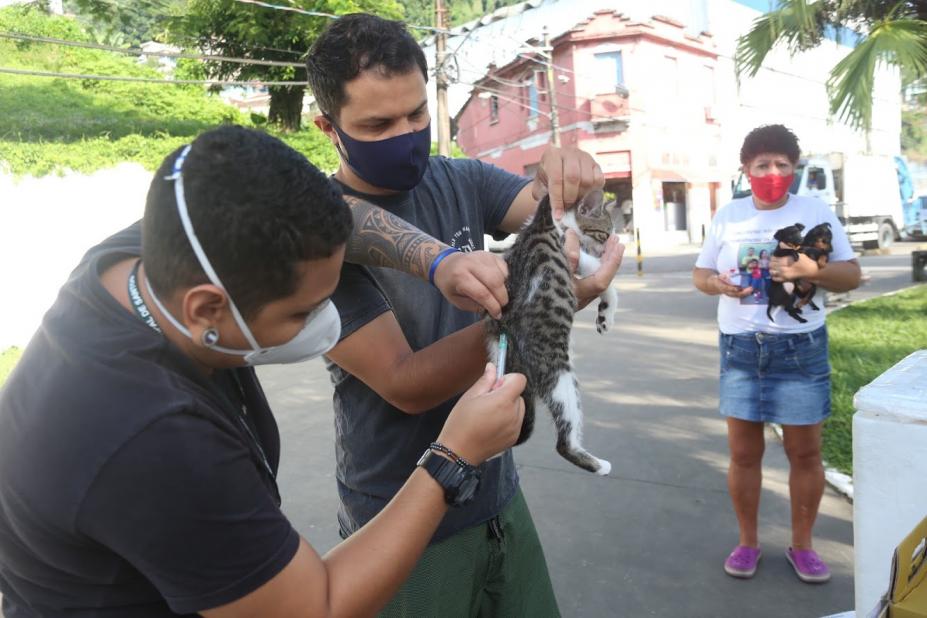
769;253;819;283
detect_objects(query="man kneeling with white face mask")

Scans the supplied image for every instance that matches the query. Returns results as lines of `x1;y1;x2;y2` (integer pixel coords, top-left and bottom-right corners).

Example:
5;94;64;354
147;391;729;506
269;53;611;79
0;125;526;617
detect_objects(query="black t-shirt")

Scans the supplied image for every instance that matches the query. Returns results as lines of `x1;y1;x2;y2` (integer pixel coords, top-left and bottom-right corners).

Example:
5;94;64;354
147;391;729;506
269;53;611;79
326;156;530;542
0;223;299;616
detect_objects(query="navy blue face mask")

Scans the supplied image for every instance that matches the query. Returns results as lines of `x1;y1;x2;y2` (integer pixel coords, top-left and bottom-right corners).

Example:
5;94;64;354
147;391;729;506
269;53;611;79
332;121;431;191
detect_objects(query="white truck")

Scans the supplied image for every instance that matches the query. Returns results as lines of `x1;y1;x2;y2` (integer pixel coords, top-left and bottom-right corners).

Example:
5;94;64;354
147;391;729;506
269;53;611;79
734;153;920;249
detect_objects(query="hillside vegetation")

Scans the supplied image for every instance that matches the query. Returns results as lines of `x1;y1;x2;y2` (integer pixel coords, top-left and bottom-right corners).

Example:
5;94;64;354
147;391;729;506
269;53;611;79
0;5;337;177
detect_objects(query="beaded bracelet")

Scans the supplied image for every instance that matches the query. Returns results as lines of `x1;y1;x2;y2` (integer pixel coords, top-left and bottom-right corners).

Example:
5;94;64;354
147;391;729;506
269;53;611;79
428;441;474;469
428;247;461;286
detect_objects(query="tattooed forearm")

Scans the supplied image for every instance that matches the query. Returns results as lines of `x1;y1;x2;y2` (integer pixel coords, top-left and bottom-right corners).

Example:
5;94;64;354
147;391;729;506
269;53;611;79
343;195;448;279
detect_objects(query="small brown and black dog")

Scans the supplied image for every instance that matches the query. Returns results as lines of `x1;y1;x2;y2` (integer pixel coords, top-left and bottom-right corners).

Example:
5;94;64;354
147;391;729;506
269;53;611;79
767;223;806;323
793;222;833;312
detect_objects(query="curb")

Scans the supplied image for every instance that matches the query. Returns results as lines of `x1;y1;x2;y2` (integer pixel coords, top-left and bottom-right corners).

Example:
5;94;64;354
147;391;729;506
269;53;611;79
826;282;925;315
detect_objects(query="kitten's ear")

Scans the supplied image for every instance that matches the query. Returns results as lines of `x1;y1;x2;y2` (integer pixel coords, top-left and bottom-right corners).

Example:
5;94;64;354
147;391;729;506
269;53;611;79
603;198;619;218
577;189;605;217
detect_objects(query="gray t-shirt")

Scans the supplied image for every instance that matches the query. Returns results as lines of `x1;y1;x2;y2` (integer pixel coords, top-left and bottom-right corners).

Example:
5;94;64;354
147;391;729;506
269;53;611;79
326;156;531;542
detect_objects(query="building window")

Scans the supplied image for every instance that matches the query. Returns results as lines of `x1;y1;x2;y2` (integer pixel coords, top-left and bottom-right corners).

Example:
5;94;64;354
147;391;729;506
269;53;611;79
593;51;623;94
702;65;715;105
534;70;548;103
490;95;499;124
663;55;679;100
527;83;539;119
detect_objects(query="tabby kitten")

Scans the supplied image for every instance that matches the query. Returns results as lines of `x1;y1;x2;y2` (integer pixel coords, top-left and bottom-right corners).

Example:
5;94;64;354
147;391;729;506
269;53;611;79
565;192;618;333
484;189;615;475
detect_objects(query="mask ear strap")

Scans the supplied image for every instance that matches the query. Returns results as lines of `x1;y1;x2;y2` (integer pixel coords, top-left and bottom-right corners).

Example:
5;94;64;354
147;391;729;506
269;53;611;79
145;277;193;339
145;276;253;358
168;145;262;353
334;140;350;164
327;121;352;164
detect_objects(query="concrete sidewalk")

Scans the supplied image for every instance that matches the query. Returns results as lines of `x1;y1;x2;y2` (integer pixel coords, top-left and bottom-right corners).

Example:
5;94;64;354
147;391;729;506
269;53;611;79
256;248;927;617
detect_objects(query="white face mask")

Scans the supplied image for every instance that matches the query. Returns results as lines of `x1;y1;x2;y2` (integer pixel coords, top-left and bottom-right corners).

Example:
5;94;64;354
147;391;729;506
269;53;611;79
146;144;342;366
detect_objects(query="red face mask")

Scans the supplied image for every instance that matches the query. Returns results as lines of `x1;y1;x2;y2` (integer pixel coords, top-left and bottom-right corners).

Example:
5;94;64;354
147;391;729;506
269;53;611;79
749;173;793;203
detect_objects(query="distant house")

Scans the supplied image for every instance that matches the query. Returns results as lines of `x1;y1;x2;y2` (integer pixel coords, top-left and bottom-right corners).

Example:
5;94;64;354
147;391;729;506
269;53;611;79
138;41;180;75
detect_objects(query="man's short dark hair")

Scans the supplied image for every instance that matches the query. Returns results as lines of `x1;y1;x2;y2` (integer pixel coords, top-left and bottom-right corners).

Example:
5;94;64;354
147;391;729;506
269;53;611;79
142;126;352;318
306;13;428;119
740;124;801;165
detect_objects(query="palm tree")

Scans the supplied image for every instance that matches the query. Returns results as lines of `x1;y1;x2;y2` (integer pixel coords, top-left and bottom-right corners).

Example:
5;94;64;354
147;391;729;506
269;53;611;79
735;0;927;132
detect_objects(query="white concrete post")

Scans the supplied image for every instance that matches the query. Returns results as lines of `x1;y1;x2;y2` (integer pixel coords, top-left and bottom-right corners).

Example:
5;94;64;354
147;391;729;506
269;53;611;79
853;350;927;615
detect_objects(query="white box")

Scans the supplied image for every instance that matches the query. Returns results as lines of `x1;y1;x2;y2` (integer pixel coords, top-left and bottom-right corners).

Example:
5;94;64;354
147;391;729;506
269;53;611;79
854;350;927;615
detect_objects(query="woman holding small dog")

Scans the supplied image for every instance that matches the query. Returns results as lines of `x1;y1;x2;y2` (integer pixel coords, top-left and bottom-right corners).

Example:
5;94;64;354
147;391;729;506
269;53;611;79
692;125;861;583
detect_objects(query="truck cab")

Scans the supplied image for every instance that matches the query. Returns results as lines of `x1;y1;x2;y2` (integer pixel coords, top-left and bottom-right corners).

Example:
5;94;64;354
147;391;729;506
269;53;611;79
733;154;910;250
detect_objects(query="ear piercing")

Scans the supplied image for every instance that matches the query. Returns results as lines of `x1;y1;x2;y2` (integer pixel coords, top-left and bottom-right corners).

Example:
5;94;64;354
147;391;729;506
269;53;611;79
201;328;220;347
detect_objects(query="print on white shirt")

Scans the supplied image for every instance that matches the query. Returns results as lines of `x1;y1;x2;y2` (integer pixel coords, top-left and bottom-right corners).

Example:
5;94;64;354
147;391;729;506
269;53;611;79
736;242;776;305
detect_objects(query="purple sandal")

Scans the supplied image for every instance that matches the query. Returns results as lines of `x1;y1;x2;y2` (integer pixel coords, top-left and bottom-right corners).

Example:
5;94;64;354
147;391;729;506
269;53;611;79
724;545;762;578
786;547;831;583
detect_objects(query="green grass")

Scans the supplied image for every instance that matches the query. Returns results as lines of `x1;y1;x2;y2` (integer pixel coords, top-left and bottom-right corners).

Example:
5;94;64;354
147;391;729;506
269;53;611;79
823;285;927;475
0;5;339;177
0;347;23;387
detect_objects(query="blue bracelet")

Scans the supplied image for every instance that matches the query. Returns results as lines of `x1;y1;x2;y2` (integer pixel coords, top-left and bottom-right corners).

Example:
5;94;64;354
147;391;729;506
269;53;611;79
428;247;461;286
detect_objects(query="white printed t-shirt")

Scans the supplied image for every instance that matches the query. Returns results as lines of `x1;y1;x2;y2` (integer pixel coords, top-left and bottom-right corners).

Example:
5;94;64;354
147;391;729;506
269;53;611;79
696;194;855;335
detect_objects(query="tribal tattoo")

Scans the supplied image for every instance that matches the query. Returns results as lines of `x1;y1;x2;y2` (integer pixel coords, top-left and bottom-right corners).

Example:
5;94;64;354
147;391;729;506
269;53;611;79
342;195;448;280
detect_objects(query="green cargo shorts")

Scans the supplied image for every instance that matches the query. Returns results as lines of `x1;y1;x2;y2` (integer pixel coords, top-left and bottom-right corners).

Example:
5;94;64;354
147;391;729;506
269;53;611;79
379;488;560;618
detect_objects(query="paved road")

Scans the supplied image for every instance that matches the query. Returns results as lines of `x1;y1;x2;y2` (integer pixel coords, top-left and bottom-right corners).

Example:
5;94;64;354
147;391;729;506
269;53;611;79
261;244;923;618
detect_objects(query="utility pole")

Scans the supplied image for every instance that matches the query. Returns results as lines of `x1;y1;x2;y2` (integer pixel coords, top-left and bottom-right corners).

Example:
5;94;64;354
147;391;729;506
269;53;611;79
435;0;450;157
542;26;560;147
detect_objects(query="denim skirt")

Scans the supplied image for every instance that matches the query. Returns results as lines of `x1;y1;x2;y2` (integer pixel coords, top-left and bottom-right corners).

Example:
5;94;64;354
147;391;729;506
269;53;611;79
718;325;831;426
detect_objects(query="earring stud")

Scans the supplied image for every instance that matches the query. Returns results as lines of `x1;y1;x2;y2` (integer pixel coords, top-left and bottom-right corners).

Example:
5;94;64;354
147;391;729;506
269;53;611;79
201;328;220;347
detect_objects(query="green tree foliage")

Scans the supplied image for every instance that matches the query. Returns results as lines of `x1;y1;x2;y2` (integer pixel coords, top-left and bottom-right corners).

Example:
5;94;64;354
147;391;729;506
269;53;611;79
403;0;525;29
447;0;519;25
63;0;186;46
902;108;927;161
901;60;927;160
735;0;927;132
171;0;404;132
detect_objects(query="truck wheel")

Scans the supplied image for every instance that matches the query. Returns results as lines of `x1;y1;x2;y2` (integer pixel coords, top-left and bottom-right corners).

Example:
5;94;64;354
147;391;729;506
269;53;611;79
877;221;895;250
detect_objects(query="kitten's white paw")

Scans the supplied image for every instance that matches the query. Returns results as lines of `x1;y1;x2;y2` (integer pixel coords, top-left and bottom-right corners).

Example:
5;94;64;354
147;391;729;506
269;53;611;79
596;310;615;334
595;289;618;334
595;459;612;476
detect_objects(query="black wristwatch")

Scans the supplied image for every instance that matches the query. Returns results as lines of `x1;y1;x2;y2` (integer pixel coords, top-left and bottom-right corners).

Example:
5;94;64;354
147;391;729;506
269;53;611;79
417;448;481;507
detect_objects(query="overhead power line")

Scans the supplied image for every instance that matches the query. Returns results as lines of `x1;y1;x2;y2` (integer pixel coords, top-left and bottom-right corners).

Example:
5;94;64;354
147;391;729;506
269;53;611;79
230;0;449;33
0;66;309;86
0;32;305;68
456;78;629;126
